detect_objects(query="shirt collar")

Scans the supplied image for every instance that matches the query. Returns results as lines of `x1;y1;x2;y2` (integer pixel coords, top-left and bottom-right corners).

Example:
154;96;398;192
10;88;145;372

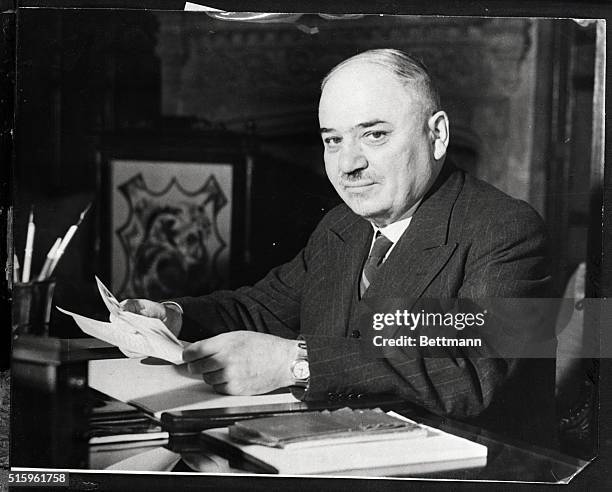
371;215;414;244
369;199;422;244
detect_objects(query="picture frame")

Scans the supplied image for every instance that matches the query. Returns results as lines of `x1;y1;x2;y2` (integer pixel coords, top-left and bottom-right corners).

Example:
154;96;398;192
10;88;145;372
96;133;251;301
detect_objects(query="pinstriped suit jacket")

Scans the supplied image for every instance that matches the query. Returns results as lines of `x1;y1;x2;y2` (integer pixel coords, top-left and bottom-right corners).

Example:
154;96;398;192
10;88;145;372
175;163;556;446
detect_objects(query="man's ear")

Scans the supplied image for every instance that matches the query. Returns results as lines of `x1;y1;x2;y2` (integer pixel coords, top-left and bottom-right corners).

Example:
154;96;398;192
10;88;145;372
428;111;450;161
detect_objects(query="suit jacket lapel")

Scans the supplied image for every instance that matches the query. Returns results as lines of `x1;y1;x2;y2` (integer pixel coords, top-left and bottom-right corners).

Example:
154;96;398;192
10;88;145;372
364;164;464;302
326;209;372;335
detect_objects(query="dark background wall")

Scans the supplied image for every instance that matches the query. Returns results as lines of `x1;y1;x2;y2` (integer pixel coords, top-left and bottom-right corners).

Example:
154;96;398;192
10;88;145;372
12;10;599;335
157;15;542;204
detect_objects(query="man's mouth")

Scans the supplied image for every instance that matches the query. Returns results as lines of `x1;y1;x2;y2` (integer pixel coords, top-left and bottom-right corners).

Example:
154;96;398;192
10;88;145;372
341;181;376;190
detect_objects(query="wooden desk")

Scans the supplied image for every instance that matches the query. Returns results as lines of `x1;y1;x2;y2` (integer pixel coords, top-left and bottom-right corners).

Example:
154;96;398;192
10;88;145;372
160;405;589;482
10;347;591;484
11;337;124;469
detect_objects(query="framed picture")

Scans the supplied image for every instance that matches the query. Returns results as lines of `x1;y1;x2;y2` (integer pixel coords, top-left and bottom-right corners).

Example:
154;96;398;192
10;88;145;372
97;134;250;300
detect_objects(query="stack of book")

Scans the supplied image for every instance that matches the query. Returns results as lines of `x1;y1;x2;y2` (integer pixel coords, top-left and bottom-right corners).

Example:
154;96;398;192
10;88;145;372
199;407;488;476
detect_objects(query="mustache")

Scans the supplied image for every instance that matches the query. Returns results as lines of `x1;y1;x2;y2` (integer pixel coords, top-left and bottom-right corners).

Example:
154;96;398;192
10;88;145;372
340;169;377;183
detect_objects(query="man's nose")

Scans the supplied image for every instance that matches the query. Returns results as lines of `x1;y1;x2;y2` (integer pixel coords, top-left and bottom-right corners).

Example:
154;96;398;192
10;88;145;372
338;141;367;174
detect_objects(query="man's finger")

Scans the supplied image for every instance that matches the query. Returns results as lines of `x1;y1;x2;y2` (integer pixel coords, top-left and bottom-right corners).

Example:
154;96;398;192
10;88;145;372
120;299;145;314
212;383;231;395
202;369;227;386
120;299;166;320
186;356;224;375
182;338;223;362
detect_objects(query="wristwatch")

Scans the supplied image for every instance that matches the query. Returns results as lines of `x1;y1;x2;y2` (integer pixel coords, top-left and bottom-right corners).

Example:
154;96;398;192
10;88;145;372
290;340;310;387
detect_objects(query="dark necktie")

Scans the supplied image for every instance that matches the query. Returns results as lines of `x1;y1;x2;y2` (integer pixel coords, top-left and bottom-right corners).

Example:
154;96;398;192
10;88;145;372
359;232;393;298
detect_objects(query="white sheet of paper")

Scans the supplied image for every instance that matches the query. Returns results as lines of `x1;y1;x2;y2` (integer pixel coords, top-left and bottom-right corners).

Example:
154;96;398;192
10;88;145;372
57;276;185;364
89;358;299;418
95;275;123;317
114;310;182;346
105;446;181;471
94;276;182;347
57;307;184;364
184;3;223;11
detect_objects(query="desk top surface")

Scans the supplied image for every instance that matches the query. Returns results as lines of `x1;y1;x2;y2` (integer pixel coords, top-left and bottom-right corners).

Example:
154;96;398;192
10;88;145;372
11;349;592;484
83;402;590;482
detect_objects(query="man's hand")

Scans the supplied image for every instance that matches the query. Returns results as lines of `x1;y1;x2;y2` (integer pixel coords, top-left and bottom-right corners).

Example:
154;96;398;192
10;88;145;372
183;331;299;395
120;299;182;338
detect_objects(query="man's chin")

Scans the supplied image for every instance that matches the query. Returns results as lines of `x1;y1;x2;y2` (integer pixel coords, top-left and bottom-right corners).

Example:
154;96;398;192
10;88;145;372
344;200;385;222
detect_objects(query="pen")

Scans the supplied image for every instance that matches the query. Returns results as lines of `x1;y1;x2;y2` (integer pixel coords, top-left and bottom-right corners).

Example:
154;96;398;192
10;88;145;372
37;237;62;281
13;254;20;284
47;202;92;277
22;207;35;283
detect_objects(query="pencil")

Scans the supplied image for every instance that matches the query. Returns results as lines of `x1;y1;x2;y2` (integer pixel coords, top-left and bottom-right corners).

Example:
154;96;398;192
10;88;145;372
47;202;92;277
37;237;62;281
22;207;35;283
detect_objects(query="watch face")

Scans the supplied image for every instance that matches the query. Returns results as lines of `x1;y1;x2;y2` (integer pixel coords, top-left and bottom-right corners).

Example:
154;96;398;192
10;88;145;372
293;360;310;380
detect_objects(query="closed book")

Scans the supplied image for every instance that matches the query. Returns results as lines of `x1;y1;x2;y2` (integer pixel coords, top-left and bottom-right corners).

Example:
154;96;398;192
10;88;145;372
229;407;423;447
199;411;488;476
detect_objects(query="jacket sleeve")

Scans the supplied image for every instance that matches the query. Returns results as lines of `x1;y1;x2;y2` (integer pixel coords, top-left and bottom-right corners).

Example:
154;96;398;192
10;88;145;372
172;253;305;343
170;209;328;343
299;202;552;419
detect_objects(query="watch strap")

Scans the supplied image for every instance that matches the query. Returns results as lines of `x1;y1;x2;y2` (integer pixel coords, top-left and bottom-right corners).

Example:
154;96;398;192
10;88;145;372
291;340;310;388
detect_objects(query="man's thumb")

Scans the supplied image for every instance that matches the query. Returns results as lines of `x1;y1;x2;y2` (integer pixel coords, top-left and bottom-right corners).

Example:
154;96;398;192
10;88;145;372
120;299;143;314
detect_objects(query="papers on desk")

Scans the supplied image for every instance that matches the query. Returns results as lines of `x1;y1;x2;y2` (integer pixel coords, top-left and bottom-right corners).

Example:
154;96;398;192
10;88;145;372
57;276;184;364
97;445;182;472
89;358;299;419
200;411;488;476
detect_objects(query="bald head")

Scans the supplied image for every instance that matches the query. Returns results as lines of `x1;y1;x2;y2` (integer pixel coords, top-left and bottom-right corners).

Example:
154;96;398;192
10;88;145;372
321;49;441;118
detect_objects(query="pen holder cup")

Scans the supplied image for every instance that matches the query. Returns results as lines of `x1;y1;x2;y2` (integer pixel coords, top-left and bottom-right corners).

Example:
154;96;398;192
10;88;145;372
12;279;57;336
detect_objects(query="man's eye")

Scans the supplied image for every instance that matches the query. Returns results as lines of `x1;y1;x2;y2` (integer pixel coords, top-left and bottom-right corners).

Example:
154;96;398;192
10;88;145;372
323;136;342;146
364;131;388;142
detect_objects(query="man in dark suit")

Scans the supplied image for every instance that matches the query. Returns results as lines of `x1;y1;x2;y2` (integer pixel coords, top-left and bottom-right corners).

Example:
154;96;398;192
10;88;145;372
123;49;555;446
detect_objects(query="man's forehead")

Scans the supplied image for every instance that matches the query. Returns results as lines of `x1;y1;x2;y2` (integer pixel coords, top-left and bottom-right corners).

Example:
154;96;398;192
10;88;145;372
318;64;420;128
321;62;400;97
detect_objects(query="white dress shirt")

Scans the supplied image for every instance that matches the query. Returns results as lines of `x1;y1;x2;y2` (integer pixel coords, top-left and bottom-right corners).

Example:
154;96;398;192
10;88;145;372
368;215;414;262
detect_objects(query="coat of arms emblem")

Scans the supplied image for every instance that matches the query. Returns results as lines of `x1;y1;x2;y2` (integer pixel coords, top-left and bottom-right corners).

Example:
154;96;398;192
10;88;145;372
114;172;228;300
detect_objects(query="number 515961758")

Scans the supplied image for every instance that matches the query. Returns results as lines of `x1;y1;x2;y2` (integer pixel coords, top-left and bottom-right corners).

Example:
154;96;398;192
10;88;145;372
8;472;68;486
